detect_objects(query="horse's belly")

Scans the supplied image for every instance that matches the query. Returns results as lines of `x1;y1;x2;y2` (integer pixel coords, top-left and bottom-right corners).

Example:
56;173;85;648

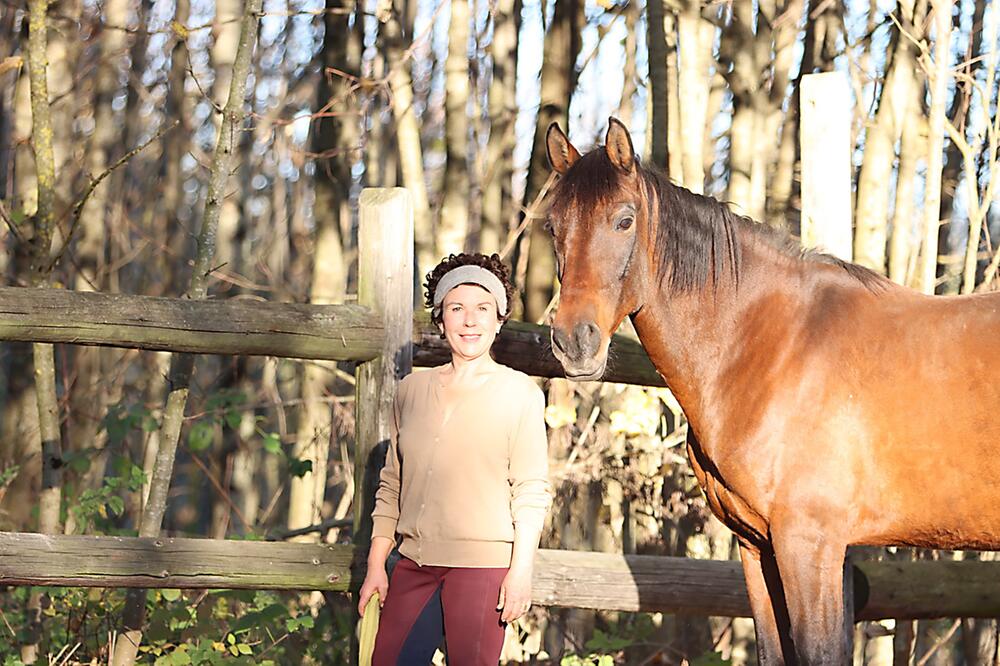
859;446;1000;550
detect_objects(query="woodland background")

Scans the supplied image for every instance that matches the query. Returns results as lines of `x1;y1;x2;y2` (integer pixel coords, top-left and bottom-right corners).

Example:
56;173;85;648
0;0;999;662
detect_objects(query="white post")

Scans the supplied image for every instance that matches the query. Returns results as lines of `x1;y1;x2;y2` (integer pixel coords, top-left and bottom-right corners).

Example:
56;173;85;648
800;72;854;262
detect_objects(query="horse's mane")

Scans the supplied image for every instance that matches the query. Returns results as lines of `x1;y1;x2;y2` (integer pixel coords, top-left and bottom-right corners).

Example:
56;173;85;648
638;164;890;294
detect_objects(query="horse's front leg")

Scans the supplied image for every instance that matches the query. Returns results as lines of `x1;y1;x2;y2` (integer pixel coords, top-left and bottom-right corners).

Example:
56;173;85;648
739;540;795;665
771;530;850;665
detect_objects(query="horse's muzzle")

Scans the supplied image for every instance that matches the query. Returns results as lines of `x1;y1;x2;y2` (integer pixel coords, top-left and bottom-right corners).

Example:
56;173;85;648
551;322;607;380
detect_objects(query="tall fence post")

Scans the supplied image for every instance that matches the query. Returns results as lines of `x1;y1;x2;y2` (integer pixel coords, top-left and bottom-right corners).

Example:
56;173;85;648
354;188;414;551
800;71;853;262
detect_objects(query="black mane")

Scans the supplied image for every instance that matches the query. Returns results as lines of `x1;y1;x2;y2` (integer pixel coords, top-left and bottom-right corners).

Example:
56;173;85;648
550;149;890;293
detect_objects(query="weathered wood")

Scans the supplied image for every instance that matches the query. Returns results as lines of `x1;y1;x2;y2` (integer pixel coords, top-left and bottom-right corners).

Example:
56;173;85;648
2;533;999;621
354;188;413;548
0;287;383;361
413;313;666;387
0;533;358;590
0;289;665;387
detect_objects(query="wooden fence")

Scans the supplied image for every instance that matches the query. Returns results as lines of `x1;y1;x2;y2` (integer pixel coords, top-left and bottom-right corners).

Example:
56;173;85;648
2;187;1000;624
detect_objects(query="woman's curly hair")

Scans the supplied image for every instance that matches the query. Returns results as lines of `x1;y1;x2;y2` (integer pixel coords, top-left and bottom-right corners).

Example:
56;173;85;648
424;253;515;328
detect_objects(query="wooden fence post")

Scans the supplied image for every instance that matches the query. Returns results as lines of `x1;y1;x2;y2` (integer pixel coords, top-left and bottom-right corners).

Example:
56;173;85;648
800;72;853;262
354;188;414;551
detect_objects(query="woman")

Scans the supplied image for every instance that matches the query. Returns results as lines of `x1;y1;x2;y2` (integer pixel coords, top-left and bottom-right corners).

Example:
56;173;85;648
357;253;552;665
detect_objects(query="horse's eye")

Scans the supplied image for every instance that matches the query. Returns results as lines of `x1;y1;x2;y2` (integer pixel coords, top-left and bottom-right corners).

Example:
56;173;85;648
615;216;634;231
542;218;554;235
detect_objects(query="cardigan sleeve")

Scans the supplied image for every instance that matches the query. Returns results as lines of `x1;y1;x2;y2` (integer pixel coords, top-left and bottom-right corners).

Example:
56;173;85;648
508;380;553;533
370;379;405;541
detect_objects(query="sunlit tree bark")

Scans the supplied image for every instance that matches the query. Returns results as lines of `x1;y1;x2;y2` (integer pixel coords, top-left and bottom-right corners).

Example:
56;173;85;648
855;0;924;273
480;0;519;255
919;0;953;294
521;0;583;321
675;0;715;193
439;0;470;256
288;0;361;537
382;0;433;280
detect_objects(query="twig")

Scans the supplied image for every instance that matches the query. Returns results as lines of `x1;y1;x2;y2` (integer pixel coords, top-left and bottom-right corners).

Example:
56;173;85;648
188;452;253;535
0;196;24;243
49;120;180;273
498;172;558;261
915;619;961;666
266;516;353;541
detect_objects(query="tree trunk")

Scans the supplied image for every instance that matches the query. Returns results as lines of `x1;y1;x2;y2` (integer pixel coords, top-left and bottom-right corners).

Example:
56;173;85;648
382;0;433;281
209;0;244;276
888;90;923;286
855;0;922;273
665;12;683;181
521;0;583;322
65;0;131;523
480;0;520;255
22;0;64;658
720;0;757;214
645;0;668;170
288;0;360;538
676;0;715;193
438;0;470;256
770;0;843;232
111;0;263;661
919;0;953;295
617;1;639;129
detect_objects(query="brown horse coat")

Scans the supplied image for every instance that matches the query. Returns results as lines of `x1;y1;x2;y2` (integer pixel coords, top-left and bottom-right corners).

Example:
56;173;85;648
543;119;1000;665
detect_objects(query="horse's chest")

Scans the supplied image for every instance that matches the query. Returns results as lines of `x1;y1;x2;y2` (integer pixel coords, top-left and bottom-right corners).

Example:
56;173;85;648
685;431;769;545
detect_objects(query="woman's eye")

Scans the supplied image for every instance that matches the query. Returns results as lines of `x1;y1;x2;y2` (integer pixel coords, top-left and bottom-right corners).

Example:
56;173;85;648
616;216;634;231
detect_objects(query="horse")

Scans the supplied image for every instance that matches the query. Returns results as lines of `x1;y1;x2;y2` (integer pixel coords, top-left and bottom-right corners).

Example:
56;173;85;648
542;118;1000;665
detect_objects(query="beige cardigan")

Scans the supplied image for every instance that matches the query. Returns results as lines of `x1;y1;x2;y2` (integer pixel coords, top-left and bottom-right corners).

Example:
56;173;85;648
371;364;552;567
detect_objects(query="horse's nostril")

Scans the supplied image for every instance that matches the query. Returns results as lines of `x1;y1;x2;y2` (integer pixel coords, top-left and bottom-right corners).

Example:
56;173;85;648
552;328;570;355
575;321;601;356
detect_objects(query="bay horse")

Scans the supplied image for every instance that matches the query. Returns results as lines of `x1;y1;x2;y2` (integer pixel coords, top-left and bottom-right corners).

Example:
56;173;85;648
543;118;1000;665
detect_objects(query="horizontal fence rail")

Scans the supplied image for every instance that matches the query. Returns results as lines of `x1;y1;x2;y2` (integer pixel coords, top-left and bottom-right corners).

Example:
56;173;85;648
413;313;665;387
0;287;665;386
1;533;997;621
0;287;385;362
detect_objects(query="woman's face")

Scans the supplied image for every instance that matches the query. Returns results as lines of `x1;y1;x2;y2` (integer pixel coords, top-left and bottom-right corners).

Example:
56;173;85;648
440;284;502;362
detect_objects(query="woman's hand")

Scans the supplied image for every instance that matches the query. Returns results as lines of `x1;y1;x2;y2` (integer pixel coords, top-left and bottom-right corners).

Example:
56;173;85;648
358;566;389;617
497;565;533;623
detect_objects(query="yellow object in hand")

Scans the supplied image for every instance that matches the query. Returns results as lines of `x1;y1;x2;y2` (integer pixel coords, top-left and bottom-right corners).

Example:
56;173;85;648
358;593;381;666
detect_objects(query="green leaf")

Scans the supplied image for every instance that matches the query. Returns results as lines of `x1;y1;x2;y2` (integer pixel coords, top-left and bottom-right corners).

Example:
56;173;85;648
287;458;312;478
236;643;252;655
107;496;125;517
170;649;192;665
691;652;732;666
262;432;282;455
224;410;242;430
162;588;181;602
188;422;214;452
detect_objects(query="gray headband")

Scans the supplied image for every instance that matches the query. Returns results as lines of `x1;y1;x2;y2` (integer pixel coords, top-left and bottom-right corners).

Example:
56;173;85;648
432;265;508;317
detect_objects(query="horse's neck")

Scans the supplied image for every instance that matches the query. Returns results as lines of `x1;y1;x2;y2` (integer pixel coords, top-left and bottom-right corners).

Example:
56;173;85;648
632;238;800;433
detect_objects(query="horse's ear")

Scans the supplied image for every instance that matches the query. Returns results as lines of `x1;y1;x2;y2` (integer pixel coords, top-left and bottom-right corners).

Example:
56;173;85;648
546;123;581;175
605;117;635;173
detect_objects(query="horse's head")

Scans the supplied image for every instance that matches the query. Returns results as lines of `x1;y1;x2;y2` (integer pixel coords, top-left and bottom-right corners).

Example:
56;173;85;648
544;118;653;380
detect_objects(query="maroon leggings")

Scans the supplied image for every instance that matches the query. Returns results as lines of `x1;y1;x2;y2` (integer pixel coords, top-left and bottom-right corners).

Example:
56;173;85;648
371;557;508;665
